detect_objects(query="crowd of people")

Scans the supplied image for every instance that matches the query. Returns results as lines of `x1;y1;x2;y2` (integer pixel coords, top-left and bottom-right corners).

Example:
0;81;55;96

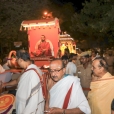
0;47;114;114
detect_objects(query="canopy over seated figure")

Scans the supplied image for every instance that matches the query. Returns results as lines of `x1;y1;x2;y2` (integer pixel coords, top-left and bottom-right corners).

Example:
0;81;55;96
31;35;52;57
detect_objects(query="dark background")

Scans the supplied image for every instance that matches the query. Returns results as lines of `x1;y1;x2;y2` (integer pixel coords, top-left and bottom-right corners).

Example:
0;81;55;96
52;0;86;10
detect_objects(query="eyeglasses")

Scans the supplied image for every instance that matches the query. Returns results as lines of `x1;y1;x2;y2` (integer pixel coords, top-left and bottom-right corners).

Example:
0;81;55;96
49;67;64;74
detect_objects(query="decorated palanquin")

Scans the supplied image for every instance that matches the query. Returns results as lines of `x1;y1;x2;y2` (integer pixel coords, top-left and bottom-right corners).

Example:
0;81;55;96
20;18;60;66
59;33;76;56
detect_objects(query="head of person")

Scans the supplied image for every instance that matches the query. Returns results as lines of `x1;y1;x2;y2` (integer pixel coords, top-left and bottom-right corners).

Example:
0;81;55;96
69;53;77;63
49;58;66;82
77;48;84;54
64;48;70;56
79;52;90;65
16;49;31;69
108;50;113;56
61;55;69;67
91;49;97;57
41;35;46;42
91;57;108;77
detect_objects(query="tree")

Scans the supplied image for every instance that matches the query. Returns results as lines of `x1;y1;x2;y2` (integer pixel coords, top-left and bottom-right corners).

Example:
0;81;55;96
0;0;51;56
49;1;75;34
0;0;76;58
70;0;114;48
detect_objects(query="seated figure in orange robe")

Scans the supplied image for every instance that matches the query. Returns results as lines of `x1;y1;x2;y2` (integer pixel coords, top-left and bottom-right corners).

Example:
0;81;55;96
31;35;52;57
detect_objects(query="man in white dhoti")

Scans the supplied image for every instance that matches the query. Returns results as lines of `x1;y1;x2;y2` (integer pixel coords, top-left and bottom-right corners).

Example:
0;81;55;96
45;58;91;114
15;50;44;114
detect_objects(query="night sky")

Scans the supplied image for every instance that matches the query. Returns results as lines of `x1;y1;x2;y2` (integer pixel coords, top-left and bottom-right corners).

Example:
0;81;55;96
52;0;86;10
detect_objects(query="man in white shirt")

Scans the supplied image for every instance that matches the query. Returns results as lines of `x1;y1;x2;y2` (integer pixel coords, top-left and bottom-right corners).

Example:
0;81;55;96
15;50;44;114
66;53;77;76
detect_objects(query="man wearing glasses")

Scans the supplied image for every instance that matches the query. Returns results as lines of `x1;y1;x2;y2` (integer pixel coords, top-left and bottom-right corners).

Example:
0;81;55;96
15;50;44;114
45;58;91;114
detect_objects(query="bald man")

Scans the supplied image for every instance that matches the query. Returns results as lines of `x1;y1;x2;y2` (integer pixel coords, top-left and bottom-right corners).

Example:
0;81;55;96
88;57;114;114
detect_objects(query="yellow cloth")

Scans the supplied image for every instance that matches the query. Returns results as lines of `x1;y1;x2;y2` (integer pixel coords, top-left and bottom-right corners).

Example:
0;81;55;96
88;72;114;114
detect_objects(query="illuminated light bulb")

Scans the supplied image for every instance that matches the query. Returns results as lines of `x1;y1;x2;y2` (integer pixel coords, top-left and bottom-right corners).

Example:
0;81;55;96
44;11;48;15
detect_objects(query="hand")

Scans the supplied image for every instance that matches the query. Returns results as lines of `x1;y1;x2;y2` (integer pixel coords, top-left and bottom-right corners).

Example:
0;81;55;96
8;50;16;58
47;107;63;114
10;50;16;55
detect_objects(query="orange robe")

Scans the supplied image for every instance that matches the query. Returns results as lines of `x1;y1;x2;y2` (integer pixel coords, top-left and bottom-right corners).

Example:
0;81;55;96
88;72;114;114
36;41;52;56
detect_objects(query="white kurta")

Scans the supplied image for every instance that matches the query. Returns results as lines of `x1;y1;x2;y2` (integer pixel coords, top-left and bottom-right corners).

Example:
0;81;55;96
49;76;91;114
16;64;44;114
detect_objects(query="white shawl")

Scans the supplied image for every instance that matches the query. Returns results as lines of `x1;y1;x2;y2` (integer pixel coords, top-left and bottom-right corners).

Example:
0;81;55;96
49;76;91;114
16;64;44;114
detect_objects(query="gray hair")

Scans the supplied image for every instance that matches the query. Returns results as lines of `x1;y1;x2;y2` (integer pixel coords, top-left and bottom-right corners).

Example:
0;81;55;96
93;57;108;71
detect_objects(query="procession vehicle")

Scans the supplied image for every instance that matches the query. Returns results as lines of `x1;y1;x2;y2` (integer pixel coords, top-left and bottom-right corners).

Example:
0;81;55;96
20;17;60;67
19;17;76;67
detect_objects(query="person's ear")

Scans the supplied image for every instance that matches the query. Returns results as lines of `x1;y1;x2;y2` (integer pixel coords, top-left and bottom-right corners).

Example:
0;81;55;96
99;66;103;71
